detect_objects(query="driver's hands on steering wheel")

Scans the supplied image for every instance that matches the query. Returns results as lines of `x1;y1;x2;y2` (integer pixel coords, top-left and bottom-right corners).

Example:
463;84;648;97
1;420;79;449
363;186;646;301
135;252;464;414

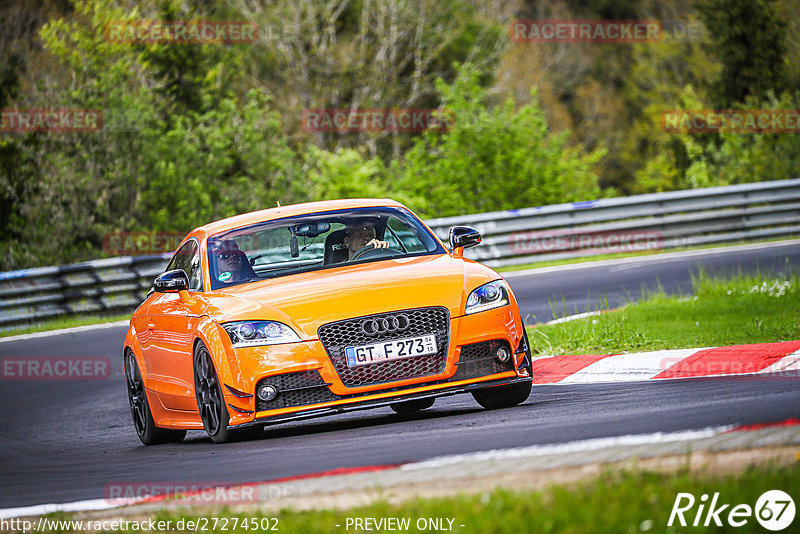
365;239;389;249
350;240;396;261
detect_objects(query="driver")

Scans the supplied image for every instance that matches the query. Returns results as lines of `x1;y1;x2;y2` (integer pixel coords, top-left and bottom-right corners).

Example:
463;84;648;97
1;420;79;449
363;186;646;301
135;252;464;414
343;221;389;261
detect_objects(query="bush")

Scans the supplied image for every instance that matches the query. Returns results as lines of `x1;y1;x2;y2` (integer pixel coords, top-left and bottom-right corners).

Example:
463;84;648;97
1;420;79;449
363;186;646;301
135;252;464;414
395;65;605;218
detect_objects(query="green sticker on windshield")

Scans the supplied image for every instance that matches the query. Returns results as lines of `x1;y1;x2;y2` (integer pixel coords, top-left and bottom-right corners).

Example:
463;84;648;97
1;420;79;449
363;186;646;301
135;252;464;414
219;271;232;282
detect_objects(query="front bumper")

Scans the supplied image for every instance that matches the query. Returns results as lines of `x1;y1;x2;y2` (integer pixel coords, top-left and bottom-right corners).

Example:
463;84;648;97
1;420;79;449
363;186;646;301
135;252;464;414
223;305;530;426
230;375;530;429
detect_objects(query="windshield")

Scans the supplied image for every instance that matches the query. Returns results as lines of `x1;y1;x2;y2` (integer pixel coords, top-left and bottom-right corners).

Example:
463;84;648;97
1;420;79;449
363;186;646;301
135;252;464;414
207;206;445;289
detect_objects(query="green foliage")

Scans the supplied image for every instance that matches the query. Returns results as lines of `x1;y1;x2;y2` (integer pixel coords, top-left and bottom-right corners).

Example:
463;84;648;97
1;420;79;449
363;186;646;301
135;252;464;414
235;0;505;161
638;89;800;191
695;0;789;107
2;0;800;269
0;0;301;267
622;29;720;193
396;66;605;218
691;93;800;186
139;90;298;232
300;147;393;202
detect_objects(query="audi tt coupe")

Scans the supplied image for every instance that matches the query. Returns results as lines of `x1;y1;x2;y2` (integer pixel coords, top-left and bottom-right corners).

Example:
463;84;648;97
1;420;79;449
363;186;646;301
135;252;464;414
124;199;532;444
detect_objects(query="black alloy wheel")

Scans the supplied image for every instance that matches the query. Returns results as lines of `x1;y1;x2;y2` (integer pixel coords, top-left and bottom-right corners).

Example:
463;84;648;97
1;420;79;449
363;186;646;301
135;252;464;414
194;342;262;443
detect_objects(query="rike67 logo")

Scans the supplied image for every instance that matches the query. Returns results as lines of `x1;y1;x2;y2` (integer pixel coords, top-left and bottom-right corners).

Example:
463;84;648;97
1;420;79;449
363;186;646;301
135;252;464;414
669;490;795;531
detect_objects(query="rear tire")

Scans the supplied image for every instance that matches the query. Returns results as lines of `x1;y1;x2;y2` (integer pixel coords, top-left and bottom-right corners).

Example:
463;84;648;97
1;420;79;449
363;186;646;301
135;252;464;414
390;397;435;414
124;349;186;445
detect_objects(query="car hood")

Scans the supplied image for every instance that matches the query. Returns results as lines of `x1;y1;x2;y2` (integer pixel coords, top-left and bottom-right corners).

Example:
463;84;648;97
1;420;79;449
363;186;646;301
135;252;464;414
199;254;499;339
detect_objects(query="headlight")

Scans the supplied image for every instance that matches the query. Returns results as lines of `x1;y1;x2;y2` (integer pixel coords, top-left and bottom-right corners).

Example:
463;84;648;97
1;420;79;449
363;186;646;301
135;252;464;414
465;280;510;315
222;321;301;347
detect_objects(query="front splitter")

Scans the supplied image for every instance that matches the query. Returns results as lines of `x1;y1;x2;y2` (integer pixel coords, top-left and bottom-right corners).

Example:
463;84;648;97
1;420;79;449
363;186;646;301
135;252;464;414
229;375;530;430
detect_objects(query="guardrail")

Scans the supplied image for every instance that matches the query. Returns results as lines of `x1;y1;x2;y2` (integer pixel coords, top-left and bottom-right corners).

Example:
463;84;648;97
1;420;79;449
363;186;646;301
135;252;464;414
425;178;800;268
0;255;169;330
1;179;799;330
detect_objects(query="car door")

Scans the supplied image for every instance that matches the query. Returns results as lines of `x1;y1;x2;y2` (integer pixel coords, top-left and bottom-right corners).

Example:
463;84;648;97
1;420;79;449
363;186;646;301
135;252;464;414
143;239;205;411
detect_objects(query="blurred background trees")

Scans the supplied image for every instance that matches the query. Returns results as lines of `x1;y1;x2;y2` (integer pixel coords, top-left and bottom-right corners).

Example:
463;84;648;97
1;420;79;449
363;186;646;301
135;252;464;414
0;0;798;269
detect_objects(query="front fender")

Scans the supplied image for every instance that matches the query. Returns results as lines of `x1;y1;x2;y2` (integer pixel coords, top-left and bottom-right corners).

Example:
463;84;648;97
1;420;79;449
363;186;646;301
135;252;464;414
194;316;255;426
193;316;246;394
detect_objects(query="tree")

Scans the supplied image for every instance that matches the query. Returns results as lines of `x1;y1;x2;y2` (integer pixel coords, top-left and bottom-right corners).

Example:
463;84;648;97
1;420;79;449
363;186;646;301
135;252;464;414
0;0;73;269
396;65;604;218
695;0;788;107
0;0;301;267
234;0;504;159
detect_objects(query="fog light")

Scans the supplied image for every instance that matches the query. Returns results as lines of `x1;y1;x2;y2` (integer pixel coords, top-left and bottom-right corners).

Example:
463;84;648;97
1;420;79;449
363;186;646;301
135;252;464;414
496;346;511;363
257;385;278;401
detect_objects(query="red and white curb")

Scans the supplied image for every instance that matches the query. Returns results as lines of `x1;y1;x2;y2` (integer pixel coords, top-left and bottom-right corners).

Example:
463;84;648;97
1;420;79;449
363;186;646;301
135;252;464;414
533;341;800;384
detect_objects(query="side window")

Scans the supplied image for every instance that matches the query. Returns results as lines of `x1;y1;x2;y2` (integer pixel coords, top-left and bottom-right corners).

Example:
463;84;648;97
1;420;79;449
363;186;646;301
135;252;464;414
167;240;203;291
187;251;202;290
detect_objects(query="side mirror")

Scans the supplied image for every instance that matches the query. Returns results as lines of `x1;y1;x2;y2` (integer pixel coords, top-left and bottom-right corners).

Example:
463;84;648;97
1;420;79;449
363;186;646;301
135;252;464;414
154;269;189;292
449;226;482;250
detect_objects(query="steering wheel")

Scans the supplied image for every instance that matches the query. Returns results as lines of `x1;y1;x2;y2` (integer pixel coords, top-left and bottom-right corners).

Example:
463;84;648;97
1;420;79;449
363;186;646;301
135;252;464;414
350;245;402;261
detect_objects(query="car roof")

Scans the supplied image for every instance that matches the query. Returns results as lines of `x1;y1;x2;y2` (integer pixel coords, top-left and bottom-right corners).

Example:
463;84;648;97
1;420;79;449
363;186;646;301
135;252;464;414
194;198;406;238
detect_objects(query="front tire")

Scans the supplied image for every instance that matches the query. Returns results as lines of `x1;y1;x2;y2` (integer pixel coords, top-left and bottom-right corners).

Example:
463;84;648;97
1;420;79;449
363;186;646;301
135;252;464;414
472;330;533;410
193;342;260;443
124;349;186;445
471;380;532;410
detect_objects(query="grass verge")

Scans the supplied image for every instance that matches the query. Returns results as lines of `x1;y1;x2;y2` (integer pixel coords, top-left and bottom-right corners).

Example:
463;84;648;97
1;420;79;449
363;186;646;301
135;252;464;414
0;313;131;338
40;461;799;533
529;270;800;355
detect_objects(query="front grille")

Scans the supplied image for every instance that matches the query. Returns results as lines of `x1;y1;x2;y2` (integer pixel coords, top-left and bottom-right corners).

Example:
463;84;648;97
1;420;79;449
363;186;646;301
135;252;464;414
253;339;518;414
318;307;450;387
255;370;337;411
451;340;515;381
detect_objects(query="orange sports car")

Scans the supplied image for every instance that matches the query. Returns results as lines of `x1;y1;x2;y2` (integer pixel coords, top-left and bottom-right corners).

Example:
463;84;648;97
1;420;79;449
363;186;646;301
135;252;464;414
124;199;532;444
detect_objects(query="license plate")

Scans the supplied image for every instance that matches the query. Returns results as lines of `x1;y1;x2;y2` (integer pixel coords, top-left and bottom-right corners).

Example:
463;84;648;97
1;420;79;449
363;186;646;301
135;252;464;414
345;334;438;367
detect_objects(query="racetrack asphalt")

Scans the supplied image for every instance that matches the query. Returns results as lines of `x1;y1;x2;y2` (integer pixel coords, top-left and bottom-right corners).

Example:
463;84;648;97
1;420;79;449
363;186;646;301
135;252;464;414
1;241;799;509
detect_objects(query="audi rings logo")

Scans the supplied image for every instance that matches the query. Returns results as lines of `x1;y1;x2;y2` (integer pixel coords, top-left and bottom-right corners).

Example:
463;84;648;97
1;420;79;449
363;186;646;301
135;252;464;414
361;314;411;336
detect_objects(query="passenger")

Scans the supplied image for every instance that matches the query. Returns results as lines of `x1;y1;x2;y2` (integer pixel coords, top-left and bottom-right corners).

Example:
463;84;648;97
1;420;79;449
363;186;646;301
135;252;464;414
214;240;255;283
